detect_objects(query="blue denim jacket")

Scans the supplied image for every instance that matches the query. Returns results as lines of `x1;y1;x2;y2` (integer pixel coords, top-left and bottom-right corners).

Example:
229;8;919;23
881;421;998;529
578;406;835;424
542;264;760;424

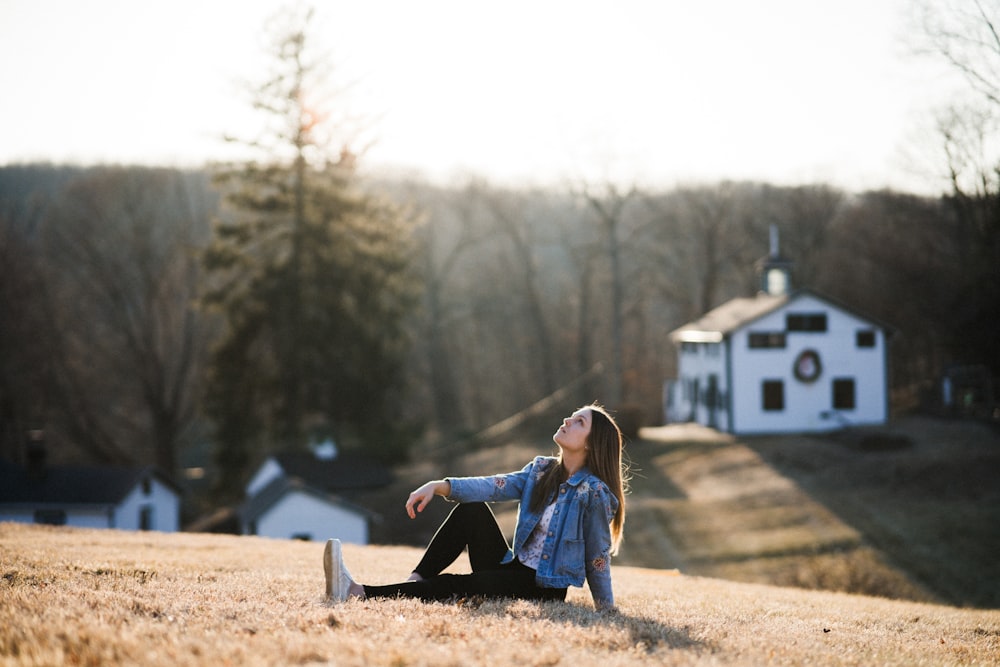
446;456;618;609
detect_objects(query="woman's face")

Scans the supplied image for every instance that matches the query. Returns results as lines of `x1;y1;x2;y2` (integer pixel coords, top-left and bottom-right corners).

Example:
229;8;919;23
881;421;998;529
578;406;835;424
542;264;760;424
553;408;592;454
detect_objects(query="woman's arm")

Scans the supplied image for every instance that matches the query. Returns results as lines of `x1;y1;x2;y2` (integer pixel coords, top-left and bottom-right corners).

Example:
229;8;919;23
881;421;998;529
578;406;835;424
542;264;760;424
445;458;543;506
583;485;618;610
405;479;452;519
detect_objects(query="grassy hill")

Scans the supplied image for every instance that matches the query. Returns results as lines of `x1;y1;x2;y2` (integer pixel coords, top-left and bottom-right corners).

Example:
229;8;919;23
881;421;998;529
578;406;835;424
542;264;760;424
358;414;1000;609
2;523;998;666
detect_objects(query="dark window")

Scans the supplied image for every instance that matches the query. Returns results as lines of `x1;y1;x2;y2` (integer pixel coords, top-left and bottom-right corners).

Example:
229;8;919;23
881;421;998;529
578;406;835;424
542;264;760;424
139;506;153;531
833;378;856;410
786;312;827;332
748;332;787;349
762;380;784;411
34;509;67;526
681;342;697;354
142;477;152;495
856;330;876;348
706;375;719;410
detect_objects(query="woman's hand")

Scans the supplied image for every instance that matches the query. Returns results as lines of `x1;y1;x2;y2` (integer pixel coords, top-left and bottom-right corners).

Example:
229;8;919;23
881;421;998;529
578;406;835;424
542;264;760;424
405;480;451;519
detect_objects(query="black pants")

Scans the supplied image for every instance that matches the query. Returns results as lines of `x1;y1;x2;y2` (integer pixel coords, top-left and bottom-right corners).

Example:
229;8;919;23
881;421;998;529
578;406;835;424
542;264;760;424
362;502;567;603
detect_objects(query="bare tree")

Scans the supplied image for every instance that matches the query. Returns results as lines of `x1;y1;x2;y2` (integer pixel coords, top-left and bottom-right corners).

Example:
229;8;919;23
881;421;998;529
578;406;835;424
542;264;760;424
910;0;1000;376
642;183;759;322
757;184;846;290
819;191;956;392
475;184;560;396
909;0;1000;193
913;0;1000;105
41;167;214;473
0;215;51;463
401;180;493;435
578;182;639;407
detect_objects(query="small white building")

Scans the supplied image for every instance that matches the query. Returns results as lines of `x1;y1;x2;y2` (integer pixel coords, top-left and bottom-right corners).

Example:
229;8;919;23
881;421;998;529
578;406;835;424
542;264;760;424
241;476;371;543
240;451;390;543
0;459;181;531
667;232;892;434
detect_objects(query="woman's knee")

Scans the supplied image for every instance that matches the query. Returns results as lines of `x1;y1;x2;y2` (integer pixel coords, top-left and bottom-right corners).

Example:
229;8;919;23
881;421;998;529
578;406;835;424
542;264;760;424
449;502;494;524
453;501;489;516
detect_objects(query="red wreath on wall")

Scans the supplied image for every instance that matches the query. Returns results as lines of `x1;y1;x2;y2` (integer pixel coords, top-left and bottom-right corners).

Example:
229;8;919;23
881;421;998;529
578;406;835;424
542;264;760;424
793;349;822;383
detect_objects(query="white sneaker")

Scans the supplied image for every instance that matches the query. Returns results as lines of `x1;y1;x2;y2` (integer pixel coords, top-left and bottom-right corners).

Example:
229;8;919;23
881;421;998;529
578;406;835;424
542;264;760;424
323;538;356;602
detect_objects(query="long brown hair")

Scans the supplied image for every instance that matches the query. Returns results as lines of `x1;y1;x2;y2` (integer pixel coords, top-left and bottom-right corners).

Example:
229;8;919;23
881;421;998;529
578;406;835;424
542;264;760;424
530;404;628;554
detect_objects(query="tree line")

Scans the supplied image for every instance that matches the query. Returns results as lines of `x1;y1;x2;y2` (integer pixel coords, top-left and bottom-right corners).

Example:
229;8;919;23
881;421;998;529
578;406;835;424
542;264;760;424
2;164;994;493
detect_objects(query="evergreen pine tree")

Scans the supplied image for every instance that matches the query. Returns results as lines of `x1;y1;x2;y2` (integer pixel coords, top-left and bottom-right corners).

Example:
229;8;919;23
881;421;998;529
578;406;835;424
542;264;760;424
202;5;416;500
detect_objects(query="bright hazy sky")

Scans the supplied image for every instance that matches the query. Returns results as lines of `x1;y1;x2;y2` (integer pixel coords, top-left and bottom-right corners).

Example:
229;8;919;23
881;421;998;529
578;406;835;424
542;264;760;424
0;0;960;193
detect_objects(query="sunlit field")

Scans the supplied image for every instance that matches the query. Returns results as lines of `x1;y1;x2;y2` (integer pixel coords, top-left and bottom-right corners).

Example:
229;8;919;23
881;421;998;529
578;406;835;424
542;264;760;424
2;523;997;666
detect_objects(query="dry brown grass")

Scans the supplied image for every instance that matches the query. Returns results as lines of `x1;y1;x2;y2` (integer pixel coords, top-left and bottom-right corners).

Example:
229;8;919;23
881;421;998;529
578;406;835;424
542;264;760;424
3;522;999;666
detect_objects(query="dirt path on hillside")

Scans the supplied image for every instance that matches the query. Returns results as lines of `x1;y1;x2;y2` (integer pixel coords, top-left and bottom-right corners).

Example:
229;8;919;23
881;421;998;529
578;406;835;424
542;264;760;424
619;423;934;603
741;416;1000;608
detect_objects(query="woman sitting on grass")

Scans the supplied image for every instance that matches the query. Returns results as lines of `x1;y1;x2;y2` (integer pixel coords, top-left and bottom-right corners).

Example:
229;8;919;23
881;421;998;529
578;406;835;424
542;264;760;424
324;404;628;611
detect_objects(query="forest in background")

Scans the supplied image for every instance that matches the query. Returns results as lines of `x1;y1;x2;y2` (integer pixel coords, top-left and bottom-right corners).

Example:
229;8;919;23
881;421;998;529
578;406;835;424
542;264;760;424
1;164;996;505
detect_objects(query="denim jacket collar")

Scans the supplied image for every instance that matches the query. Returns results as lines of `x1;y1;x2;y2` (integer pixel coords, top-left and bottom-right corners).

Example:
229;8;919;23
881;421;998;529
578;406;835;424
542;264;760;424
564;466;592;487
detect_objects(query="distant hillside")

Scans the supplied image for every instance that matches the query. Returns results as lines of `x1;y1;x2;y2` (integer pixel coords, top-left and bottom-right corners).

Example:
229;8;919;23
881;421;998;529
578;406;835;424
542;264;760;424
1;523;997;667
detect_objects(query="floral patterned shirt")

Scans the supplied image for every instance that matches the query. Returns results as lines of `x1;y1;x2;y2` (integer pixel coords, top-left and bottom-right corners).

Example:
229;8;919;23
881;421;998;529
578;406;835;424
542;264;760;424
518;500;557;569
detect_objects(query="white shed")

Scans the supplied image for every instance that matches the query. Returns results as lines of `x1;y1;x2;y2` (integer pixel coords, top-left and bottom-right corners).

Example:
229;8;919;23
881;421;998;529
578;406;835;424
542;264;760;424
239;451;390;544
0;460;181;532
240;476;371;544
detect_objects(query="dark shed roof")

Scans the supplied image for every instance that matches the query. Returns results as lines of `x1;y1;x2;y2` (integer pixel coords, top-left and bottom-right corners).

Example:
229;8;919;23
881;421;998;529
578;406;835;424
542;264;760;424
0;460;177;507
240;475;375;524
271;451;392;493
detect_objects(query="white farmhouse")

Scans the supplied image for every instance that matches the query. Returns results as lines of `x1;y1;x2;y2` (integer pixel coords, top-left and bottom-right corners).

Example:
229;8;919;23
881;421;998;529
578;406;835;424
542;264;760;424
667;232;892;434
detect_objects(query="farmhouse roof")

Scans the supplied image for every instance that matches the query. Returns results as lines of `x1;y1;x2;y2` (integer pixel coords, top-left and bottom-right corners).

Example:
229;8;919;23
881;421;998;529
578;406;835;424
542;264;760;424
271;451;392;493
670;293;789;343
670;288;894;343
240;475;375;524
0;460;178;507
